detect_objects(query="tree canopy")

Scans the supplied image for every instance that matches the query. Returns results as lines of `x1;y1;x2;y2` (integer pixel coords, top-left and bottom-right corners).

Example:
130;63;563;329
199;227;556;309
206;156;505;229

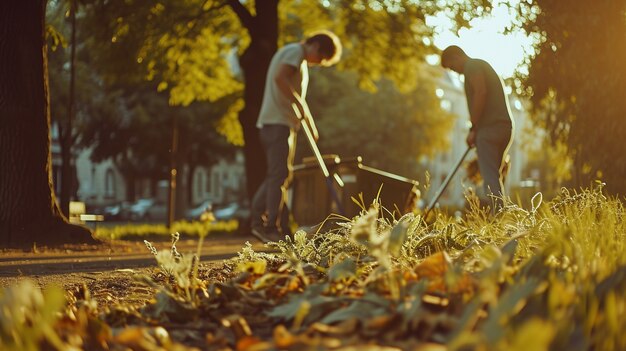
514;1;626;194
302;67;454;177
46;1;238;203
80;0;490;103
75;0;492;199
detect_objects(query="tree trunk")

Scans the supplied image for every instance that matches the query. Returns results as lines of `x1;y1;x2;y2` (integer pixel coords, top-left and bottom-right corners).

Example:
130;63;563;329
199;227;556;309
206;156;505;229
236;0;279;203
0;1;96;247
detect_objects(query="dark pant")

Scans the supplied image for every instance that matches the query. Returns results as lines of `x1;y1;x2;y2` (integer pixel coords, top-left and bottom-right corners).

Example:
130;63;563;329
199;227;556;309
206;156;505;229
251;125;294;234
475;122;513;210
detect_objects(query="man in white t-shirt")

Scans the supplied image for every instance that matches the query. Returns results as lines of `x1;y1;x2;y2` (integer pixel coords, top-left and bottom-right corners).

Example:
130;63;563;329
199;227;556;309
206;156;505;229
251;31;342;243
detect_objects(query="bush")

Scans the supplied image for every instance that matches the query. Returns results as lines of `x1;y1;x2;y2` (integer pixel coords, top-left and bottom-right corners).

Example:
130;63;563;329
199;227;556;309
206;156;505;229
93;219;238;241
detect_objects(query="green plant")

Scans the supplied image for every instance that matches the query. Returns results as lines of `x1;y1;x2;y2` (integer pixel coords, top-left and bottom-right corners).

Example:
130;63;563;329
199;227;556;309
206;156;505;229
94;219;238;241
0;281;68;351
5;185;625;350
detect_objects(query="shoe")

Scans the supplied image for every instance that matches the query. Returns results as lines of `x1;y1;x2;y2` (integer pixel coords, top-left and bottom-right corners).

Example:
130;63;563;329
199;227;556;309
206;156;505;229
263;230;284;243
251;226;284;244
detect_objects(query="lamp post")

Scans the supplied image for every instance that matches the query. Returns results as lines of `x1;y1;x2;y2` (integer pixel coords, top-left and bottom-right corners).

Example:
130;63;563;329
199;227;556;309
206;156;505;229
167;115;178;229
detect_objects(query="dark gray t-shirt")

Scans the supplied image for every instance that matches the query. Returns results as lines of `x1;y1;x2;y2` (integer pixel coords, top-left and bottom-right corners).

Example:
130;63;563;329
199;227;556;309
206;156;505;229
257;43;309;129
463;59;512;128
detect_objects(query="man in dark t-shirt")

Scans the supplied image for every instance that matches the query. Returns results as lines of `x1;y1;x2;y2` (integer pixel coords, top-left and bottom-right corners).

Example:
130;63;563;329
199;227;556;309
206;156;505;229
441;45;514;210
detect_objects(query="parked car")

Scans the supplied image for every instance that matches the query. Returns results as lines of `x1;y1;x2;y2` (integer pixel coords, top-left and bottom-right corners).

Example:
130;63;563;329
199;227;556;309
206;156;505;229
185;200;213;221
213;203;239;220
185;201;250;222
102;201;131;221
213;202;250;222
128;198;167;221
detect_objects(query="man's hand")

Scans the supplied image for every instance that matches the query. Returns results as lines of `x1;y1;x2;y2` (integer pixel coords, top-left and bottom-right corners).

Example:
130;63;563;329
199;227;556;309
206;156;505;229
466;130;476;148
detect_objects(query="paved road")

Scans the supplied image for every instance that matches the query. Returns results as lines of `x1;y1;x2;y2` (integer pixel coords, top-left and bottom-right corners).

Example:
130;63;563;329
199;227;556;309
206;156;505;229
0;236;266;278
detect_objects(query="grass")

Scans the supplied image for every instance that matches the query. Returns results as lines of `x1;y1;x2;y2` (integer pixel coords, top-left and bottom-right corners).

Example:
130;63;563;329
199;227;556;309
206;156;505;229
1;185;625;350
93;219;239;241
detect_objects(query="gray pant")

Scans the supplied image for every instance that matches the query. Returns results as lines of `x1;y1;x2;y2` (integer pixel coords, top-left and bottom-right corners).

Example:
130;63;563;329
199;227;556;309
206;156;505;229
251;125;295;234
475;122;513;209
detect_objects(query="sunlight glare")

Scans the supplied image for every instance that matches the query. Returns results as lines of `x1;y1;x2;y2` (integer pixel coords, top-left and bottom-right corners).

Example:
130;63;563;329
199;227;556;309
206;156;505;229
425;54;439;65
426;1;536;78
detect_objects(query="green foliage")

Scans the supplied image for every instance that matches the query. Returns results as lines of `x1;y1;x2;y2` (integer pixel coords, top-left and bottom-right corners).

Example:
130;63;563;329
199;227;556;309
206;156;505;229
4;186;626;349
303;68;455;176
514;1;626;194
229;185;626;349
81;0;242;100
76;0;492;144
0;281;67;351
45;1;240;186
79;0;246;148
0;280;196;350
0;280;67;351
94;219;238;240
143;232;205;306
76;83;238;180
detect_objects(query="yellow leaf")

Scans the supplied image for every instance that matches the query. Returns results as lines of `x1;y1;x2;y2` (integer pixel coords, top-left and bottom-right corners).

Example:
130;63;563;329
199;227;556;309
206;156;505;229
236;260;267;275
415;251;451;279
273;325;296;349
157;81;168;92
236;335;263;350
505;319;555;351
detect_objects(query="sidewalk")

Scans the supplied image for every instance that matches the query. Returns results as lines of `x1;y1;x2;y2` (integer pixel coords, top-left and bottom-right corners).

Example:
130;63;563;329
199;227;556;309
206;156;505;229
0;235;265;278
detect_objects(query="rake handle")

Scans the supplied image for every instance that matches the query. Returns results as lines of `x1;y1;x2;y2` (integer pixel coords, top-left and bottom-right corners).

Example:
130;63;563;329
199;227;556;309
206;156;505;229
424;147;472;219
293;102;346;216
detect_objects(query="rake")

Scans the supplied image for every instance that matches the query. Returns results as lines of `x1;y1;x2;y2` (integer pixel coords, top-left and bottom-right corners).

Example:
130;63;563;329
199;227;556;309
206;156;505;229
424;146;471;220
292;101;346;216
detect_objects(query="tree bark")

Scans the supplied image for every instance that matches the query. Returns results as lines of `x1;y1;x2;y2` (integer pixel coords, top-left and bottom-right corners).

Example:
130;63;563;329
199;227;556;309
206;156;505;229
231;0;279;203
0;1;96;247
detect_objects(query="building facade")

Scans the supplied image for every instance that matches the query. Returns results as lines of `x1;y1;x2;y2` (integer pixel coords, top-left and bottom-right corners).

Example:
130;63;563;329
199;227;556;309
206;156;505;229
51;121;246;211
188;151;246;206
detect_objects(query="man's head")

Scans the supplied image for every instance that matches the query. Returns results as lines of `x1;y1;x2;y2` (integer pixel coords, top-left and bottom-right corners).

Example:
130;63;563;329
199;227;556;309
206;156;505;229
303;30;342;67
441;45;469;74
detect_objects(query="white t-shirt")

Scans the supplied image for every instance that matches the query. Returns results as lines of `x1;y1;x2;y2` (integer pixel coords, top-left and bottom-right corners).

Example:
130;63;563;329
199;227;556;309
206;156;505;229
257;43;309;129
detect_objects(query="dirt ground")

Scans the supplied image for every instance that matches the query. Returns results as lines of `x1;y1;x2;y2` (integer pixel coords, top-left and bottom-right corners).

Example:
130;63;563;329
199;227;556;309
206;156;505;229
0;235;265;306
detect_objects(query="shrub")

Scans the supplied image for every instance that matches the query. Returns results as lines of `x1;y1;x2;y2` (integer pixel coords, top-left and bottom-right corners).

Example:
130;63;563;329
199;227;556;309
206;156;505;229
93;219;238;241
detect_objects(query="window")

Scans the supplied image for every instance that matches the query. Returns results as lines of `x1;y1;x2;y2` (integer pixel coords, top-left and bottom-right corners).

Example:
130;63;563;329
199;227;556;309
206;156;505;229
105;169;116;198
206;173;211;195
212;172;221;199
196;172;204;197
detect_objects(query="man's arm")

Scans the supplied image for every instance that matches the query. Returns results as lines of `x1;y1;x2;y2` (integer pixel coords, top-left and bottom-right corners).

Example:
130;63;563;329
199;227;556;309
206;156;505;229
275;63;320;139
274;63;304;127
